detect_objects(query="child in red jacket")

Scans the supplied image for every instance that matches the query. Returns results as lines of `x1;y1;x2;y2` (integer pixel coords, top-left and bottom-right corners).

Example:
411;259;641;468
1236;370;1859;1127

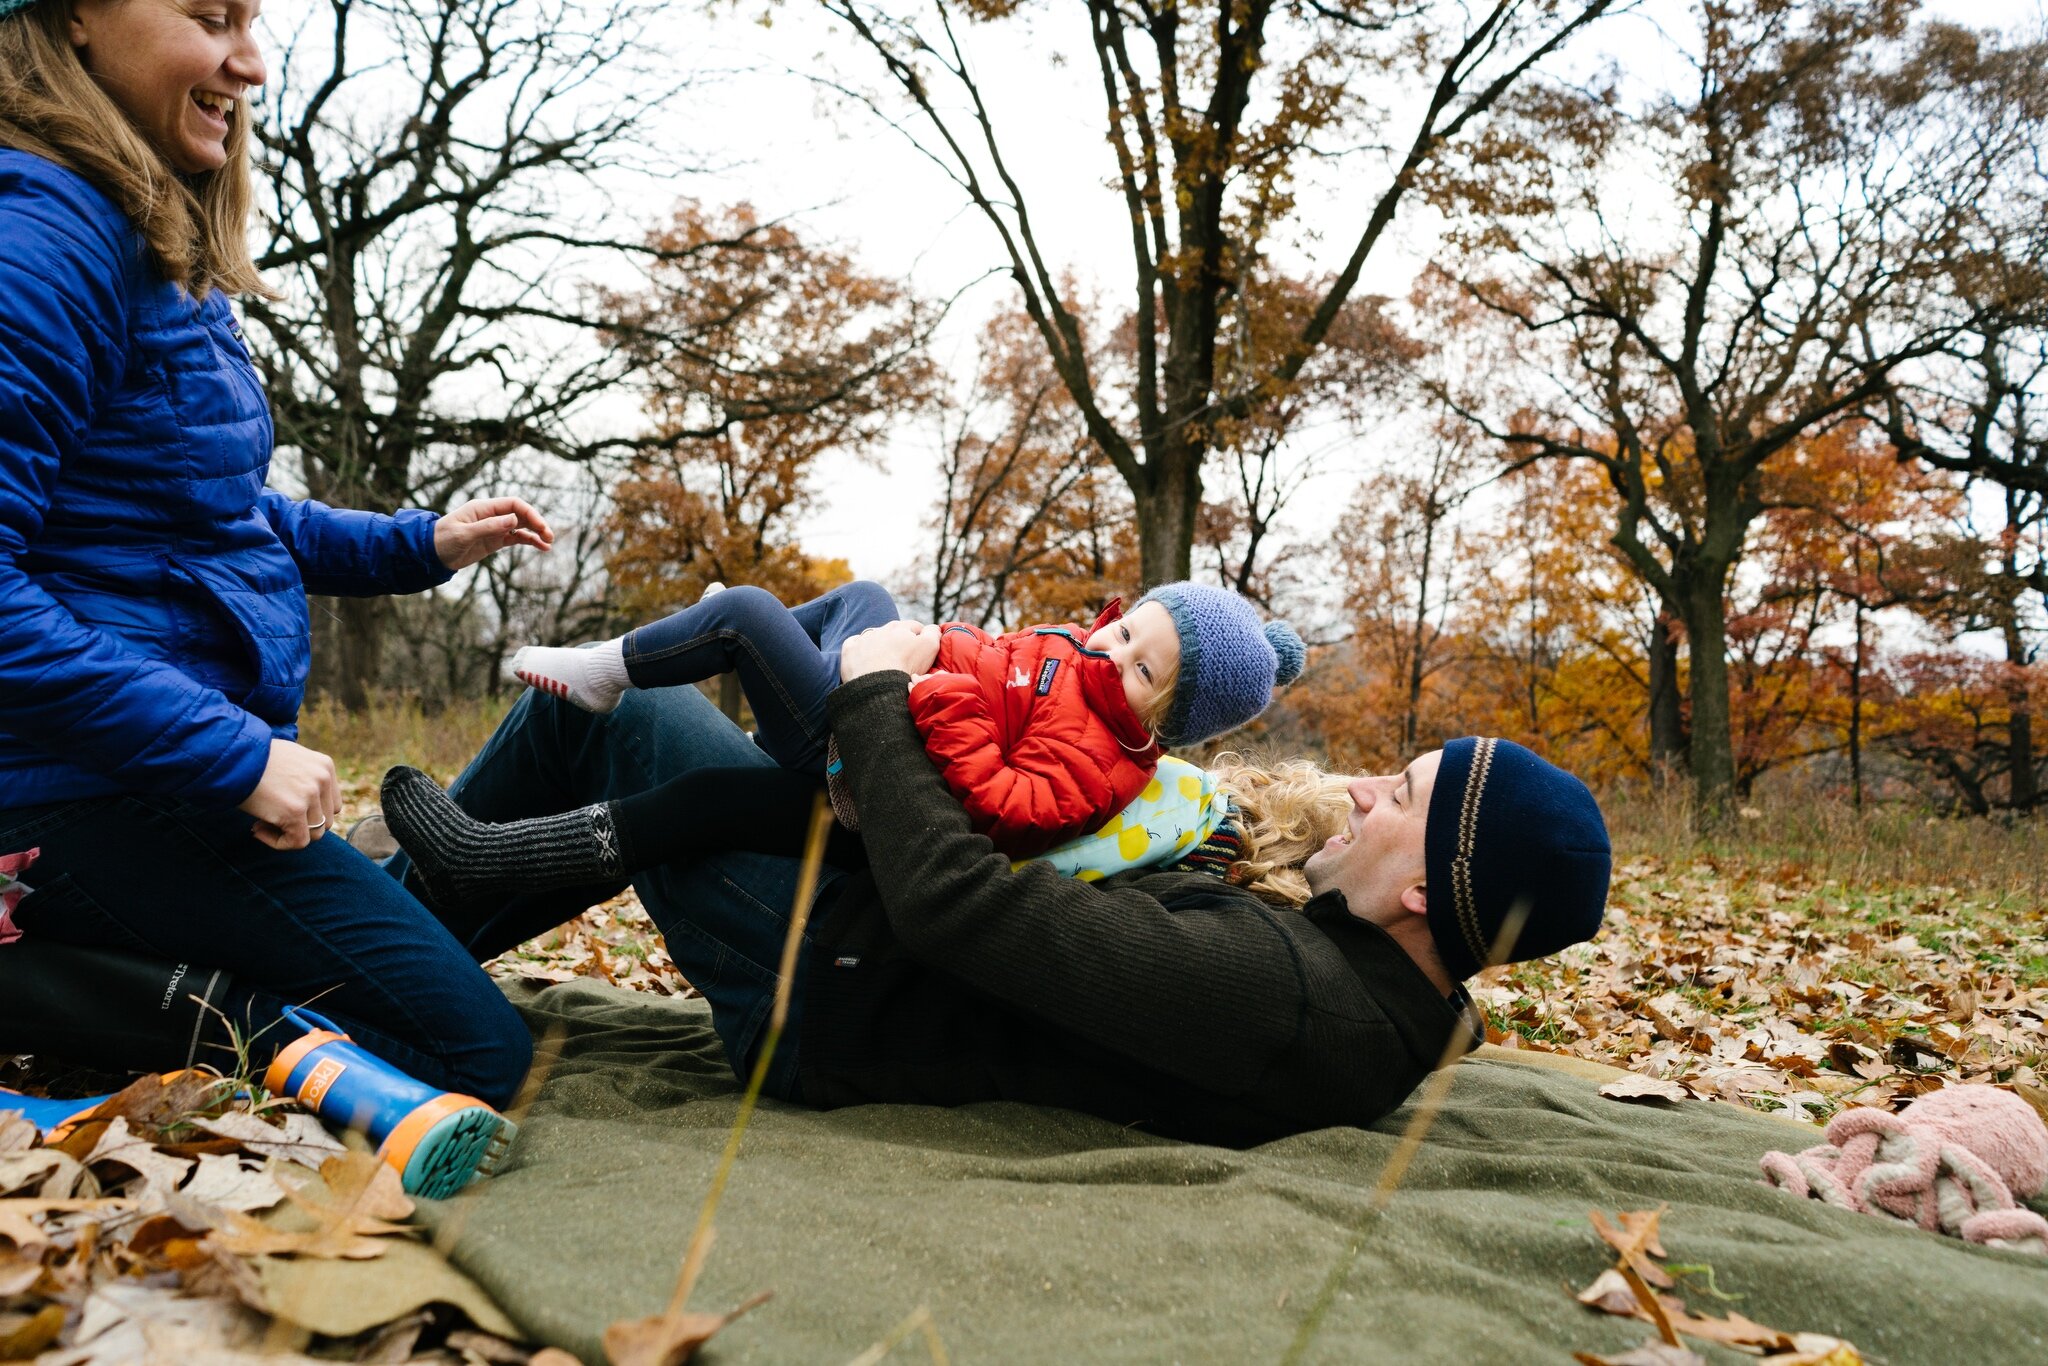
381;580;1303;917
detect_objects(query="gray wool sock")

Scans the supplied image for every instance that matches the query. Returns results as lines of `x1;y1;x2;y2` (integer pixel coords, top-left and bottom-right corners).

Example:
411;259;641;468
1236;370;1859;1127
380;766;624;920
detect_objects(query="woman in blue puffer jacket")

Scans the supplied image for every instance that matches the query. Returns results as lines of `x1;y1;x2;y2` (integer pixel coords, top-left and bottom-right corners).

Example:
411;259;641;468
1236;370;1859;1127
0;0;548;1118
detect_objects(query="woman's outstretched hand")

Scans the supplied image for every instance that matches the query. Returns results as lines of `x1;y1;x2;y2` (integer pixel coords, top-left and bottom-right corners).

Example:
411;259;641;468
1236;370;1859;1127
434;497;554;570
239;739;342;850
841;619;940;683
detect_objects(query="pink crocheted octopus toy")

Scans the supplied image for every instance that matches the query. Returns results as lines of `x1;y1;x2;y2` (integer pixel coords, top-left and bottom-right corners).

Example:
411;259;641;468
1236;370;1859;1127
1761;1085;2048;1255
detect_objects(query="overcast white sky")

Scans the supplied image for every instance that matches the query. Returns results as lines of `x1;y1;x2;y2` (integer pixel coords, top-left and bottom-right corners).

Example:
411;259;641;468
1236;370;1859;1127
601;0;2032;595
658;0;1464;588
264;0;2040;598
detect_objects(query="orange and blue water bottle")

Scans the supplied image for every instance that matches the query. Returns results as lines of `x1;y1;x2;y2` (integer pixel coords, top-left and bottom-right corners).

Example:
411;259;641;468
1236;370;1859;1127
262;1006;517;1199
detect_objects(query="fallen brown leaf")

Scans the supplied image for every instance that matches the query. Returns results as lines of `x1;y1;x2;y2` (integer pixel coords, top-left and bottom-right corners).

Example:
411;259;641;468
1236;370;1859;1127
84;1117;193;1212
0;1147;93;1201
1589;1208;1674;1289
192;1112;346;1169
206;1153;413;1261
1574;1343;1706;1366
0;1195;131;1248
0;1114;35;1156
0;1302;65;1358
1599;1076;1691;1104
177;1153;286;1217
2015;1082;2048;1129
1775;1333;1866;1364
51;1071;228;1160
123;1214;212;1273
603;1290;772;1366
1664;1308;1793;1352
446;1326;539;1362
0;1244;46;1296
1575;1268;1688;1321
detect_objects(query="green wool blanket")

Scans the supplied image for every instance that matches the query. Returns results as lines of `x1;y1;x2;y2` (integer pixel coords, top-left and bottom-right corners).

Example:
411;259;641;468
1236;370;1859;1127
421;981;2045;1364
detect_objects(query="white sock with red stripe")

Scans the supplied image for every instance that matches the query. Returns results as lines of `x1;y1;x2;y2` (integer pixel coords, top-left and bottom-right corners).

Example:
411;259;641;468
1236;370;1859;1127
505;640;632;714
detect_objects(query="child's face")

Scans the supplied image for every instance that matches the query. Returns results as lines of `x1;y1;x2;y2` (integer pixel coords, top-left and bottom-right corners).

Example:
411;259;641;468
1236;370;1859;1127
1086;600;1180;721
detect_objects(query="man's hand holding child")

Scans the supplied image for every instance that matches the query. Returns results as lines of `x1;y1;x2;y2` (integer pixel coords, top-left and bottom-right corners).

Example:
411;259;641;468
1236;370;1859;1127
841;619;941;683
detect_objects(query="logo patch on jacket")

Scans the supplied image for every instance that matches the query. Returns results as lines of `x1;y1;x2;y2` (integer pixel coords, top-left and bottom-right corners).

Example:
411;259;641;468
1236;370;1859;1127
1035;659;1060;695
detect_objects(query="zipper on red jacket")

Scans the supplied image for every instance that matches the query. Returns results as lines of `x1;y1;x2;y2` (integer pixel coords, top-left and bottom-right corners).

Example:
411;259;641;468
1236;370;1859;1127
1029;626;1109;658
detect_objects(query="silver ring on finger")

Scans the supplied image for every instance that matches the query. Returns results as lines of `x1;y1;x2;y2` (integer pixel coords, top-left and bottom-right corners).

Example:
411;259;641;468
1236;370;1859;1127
308;817;327;830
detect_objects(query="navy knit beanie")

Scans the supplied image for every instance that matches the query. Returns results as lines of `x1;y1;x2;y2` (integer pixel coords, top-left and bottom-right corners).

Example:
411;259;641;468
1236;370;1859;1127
1422;737;1611;981
1134;582;1305;745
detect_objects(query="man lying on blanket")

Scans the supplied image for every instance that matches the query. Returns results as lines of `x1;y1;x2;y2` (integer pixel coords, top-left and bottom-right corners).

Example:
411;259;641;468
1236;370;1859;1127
401;620;1614;1147
799;624;1613;1143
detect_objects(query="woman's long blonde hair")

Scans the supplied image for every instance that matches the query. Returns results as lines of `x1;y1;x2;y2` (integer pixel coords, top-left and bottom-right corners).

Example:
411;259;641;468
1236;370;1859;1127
0;0;270;297
1209;751;1354;906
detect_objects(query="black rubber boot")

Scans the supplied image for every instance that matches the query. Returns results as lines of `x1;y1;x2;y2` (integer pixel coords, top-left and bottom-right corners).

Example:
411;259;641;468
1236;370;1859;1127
0;938;242;1075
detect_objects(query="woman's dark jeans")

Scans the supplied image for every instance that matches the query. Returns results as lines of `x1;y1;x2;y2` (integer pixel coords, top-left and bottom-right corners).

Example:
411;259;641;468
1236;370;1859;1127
0;794;531;1107
386;680;848;1100
621;580;898;772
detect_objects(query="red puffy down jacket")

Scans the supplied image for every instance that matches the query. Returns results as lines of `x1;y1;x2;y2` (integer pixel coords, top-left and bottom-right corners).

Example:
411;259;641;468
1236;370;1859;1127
907;600;1163;857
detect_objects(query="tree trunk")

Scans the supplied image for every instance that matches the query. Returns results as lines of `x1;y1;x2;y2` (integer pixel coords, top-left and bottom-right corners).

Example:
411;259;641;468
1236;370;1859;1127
310;595;387;713
1942;755;1992;817
1404;504;1439;754
1681;578;1737;817
2003;615;2036;810
2010;709;2035;809
1645;601;1688;783
1131;450;1201;587
1849;600;1866;811
298;420;397;713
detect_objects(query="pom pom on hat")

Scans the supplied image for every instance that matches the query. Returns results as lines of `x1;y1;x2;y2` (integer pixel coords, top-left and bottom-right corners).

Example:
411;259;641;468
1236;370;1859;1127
1422;737;1611;981
1134;582;1301;745
1265;621;1306;686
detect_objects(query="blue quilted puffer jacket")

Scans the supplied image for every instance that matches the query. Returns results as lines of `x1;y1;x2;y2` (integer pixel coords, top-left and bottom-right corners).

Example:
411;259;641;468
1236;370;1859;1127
0;149;452;810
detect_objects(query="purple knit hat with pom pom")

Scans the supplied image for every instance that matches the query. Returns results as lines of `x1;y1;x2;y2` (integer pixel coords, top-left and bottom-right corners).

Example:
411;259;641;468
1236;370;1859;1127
1134;582;1305;746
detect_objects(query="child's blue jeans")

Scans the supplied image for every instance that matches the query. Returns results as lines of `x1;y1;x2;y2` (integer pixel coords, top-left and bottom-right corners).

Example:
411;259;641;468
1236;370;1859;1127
621;580;899;773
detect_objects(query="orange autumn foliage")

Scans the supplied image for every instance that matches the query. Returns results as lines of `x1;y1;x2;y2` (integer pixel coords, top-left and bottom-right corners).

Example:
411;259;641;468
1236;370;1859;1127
599;202;940;620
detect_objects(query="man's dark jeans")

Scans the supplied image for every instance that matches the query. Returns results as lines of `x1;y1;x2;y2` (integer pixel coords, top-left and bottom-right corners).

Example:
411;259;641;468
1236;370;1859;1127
0;793;531;1106
387;681;849;1099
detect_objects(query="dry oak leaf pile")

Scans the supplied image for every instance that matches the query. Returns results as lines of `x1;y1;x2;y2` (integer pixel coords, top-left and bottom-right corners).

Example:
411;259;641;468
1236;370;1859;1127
1475;855;2048;1125
0;1072;548;1363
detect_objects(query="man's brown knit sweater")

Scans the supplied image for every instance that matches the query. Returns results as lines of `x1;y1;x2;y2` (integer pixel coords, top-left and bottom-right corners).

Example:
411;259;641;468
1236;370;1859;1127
795;673;1475;1147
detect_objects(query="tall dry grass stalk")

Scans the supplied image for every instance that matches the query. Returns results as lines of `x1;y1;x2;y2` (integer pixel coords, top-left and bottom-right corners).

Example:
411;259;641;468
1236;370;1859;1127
1279;904;1532;1364
664;794;833;1317
298;692;518;784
